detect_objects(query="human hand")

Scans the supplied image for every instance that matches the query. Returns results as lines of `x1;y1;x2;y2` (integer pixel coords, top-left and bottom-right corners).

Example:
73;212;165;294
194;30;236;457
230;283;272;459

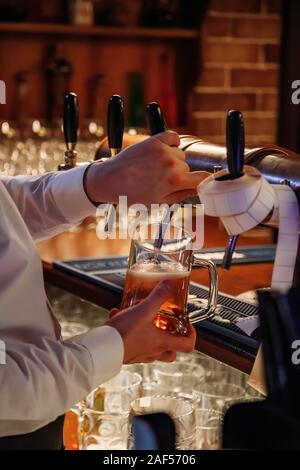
84;131;208;206
105;280;196;364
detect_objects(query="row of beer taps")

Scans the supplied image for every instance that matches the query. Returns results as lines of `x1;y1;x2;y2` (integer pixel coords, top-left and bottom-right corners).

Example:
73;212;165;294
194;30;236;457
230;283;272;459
59;91;246;270
59;92;167;171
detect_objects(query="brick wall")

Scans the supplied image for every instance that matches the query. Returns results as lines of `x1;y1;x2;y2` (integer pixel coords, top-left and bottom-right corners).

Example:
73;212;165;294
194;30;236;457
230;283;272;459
192;0;282;147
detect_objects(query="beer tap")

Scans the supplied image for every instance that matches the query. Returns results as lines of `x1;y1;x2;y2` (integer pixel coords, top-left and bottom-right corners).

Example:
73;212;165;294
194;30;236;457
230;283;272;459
107;94;124;157
146;101;167;136
58;92;79;171
221;110;245;270
104;95;124;232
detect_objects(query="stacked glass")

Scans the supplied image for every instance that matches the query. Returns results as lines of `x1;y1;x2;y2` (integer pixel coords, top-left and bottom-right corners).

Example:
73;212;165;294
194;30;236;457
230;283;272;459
130;351;264;449
64;351;264;450
64;370;142;450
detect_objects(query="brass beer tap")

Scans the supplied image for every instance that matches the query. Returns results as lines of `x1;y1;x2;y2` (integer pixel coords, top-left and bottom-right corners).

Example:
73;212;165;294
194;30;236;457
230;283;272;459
58;92;79;171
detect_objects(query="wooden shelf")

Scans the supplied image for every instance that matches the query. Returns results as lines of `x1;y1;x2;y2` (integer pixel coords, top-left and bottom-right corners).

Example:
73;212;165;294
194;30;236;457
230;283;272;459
0;22;199;40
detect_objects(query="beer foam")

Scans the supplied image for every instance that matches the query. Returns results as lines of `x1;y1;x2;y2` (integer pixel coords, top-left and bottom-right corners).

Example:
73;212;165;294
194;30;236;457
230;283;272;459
129;261;190;278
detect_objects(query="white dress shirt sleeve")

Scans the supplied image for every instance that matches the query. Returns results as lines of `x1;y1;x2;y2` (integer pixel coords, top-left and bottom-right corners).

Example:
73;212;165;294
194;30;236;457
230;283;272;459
0;173;124;436
0;326;123;423
0;163;96;242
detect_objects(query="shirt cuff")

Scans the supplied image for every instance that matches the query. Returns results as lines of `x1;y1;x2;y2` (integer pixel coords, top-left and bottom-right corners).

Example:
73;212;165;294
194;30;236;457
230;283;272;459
68;325;124;390
51;163;96;224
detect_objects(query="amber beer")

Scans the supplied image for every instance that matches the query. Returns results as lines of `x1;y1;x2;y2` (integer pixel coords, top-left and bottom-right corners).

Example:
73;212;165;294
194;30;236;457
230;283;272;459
121;261;190;335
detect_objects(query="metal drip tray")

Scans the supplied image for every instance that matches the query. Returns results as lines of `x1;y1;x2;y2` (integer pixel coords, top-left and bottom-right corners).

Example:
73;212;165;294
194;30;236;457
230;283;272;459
188;283;259;354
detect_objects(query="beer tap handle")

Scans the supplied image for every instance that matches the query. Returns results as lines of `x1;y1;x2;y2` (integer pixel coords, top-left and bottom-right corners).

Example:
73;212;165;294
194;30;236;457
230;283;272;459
107;94;124;156
222;110;245;270
64;92;79;150
146;102;167;136
58;92;79;170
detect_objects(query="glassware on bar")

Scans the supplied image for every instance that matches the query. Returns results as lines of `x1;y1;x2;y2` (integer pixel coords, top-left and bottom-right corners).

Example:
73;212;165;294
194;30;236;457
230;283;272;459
152;361;205;396
193;382;245;413
130;395;196;450
122;363;155;384
85;370;142;413
47;287;260;451
196;369;247;388
177;351;247;387
81;409;130;450
64;370;142;450
244;383;265;400
64;404;83;450
196;408;223;450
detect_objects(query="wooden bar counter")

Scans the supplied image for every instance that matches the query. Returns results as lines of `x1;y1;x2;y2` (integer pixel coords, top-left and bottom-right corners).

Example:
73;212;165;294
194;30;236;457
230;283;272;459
38;217;274;375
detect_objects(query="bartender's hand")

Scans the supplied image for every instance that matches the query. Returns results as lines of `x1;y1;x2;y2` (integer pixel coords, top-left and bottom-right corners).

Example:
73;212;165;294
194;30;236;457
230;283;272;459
105;280;196;364
84;131;208;206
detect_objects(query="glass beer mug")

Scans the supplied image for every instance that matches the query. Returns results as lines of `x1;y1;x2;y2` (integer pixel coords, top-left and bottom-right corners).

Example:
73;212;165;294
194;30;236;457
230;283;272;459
121;224;218;335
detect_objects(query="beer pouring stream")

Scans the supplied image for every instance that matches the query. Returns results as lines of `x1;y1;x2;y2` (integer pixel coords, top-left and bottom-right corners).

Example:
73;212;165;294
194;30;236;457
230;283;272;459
146;102;171;257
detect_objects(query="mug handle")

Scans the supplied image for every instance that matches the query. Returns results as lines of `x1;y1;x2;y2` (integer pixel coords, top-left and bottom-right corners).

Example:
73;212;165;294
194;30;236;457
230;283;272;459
188;258;218;324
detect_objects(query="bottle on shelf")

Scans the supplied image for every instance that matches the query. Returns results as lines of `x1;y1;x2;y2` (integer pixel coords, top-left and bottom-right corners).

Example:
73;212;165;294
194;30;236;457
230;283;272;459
44;43;74;129
127;71;145;130
26;0;65;23
94;0;143;27
85;73;108;140
158;52;177;128
14;70;29;139
0;2;27;22
68;0;94;26
141;0;179;28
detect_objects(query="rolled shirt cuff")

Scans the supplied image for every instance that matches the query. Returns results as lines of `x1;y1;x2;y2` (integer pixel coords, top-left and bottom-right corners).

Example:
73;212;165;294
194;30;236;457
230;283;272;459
51;163;96;224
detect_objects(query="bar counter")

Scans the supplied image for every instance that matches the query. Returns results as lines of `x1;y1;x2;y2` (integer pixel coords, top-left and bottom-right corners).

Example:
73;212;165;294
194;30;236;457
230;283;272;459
38;216;274;375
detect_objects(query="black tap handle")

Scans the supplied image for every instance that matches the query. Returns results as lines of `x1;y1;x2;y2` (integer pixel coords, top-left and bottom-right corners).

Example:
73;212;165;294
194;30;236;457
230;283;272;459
222;111;245;270
107;95;124;150
146;102;167;136
63;92;79;146
226;110;245;178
